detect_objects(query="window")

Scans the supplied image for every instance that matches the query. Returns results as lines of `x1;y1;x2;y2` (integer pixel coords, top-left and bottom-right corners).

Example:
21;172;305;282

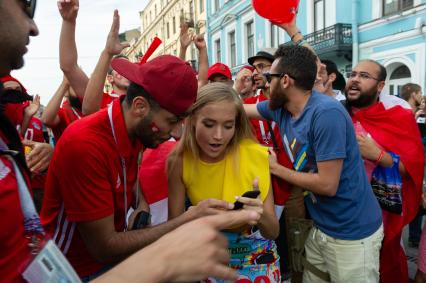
190;1;194;18
215;39;221;62
383;0;413;15
214;0;220;12
173;17;176;34
229;31;236;67
246;21;254;58
270;23;276;47
167;22;170;38
314;0;325;31
199;0;204;13
390;65;411;79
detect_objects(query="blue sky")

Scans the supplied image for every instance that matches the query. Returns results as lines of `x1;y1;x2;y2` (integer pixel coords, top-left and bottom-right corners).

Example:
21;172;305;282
13;0;149;105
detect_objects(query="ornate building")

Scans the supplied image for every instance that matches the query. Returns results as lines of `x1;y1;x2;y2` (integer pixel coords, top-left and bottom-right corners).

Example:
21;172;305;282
125;0;206;70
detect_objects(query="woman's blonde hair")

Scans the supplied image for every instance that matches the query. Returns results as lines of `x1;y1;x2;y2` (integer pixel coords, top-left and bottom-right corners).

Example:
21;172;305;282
169;82;254;168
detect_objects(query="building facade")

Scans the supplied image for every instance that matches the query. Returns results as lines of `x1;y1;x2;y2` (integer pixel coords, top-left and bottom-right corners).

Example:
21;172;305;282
206;0;289;76
125;0;206;70
206;0;426;94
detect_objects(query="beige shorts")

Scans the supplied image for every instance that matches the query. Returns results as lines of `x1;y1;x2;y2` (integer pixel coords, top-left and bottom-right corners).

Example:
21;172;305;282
303;224;384;283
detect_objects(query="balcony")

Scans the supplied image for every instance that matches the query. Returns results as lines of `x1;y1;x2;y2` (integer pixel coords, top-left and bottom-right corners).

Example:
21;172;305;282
305;23;353;61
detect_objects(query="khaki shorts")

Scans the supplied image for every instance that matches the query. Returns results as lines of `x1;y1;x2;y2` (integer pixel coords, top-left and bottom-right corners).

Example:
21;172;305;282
303;224;383;283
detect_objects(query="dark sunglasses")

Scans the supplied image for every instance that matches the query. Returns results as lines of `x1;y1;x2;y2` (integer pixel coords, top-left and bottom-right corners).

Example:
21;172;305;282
21;0;37;19
264;72;296;83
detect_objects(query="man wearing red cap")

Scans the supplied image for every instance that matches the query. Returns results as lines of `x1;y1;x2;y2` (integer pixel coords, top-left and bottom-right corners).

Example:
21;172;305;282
40;54;233;280
207;62;233;86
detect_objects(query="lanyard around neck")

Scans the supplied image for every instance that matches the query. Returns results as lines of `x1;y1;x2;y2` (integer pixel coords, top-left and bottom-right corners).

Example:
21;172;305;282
107;104;128;231
70;107;81;120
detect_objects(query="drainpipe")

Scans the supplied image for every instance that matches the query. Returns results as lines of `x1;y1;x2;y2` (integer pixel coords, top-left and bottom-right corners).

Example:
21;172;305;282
352;0;359;66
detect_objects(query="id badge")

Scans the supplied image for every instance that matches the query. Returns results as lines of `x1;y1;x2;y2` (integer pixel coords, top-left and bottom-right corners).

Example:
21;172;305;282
22;240;82;283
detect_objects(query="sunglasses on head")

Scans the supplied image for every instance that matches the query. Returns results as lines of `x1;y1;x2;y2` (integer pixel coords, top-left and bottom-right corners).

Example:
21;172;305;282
21;0;37;19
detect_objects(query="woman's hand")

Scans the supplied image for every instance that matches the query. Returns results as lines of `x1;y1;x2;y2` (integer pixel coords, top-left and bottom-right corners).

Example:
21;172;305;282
234;178;263;226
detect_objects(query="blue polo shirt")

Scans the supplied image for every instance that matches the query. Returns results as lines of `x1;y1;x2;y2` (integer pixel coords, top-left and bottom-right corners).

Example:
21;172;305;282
257;91;382;240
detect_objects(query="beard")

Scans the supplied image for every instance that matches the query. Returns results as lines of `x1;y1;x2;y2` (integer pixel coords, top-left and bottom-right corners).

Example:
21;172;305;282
269;86;288;110
345;87;379;108
135;116;169;149
68;95;82;112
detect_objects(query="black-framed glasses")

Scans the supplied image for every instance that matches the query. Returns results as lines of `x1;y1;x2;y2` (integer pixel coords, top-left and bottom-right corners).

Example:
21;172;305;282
264;72;296;83
21;0;37;19
253;63;272;72
348;71;381;82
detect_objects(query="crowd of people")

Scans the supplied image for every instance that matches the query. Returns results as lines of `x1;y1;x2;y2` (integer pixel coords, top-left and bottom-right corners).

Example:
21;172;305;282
1;0;425;283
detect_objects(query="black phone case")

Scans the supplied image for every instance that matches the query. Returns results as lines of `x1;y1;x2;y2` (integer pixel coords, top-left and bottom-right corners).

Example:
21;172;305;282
233;191;260;210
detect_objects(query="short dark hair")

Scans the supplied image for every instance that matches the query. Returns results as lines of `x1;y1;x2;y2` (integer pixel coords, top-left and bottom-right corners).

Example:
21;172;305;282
321;59;338;76
321;59;346;91
274;45;317;91
125;82;160;111
364;59;387;81
400;83;422;101
333;72;346;92
108;54;130;75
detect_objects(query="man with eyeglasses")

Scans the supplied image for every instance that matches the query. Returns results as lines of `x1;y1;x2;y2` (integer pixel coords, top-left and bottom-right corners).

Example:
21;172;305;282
0;1;264;282
245;44;384;283
345;59;424;283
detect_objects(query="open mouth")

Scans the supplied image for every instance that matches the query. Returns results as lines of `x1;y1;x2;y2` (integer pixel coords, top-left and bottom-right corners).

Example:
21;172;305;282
209;143;223;152
347;85;361;96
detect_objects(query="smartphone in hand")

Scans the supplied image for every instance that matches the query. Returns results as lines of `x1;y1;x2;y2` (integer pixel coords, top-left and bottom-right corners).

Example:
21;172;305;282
233;191;260;210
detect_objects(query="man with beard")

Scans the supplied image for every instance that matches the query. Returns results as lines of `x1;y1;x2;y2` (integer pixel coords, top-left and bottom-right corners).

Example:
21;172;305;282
0;1;265;283
41;77;83;141
245;45;384;282
40;54;235;280
345;60;424;283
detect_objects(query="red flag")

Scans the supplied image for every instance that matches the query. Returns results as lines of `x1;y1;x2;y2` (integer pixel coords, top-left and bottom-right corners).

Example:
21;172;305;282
138;37;162;65
353;102;424;282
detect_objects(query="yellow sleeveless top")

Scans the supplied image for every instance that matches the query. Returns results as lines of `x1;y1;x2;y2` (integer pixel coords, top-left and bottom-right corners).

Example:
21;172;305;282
183;139;270;204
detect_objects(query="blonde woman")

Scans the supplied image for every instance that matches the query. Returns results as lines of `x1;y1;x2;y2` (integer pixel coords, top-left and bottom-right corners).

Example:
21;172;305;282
168;82;280;282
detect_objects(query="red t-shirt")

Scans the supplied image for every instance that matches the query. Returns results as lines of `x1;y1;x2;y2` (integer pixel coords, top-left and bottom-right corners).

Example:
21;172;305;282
3;102;25;128
24;116;46;190
0;134;32;283
100;92;120;109
41;98;142;277
51;100;83;141
244;92;283;148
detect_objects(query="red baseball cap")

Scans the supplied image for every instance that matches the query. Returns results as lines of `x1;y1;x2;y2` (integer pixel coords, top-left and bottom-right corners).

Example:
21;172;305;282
111;55;197;116
239;65;255;73
207;63;232;80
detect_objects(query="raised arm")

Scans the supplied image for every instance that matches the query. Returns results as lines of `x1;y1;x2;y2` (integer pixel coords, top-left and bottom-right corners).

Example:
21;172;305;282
82;10;129;115
57;0;89;98
178;23;192;61
193;34;208;88
41;77;69;127
276;13;316;55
